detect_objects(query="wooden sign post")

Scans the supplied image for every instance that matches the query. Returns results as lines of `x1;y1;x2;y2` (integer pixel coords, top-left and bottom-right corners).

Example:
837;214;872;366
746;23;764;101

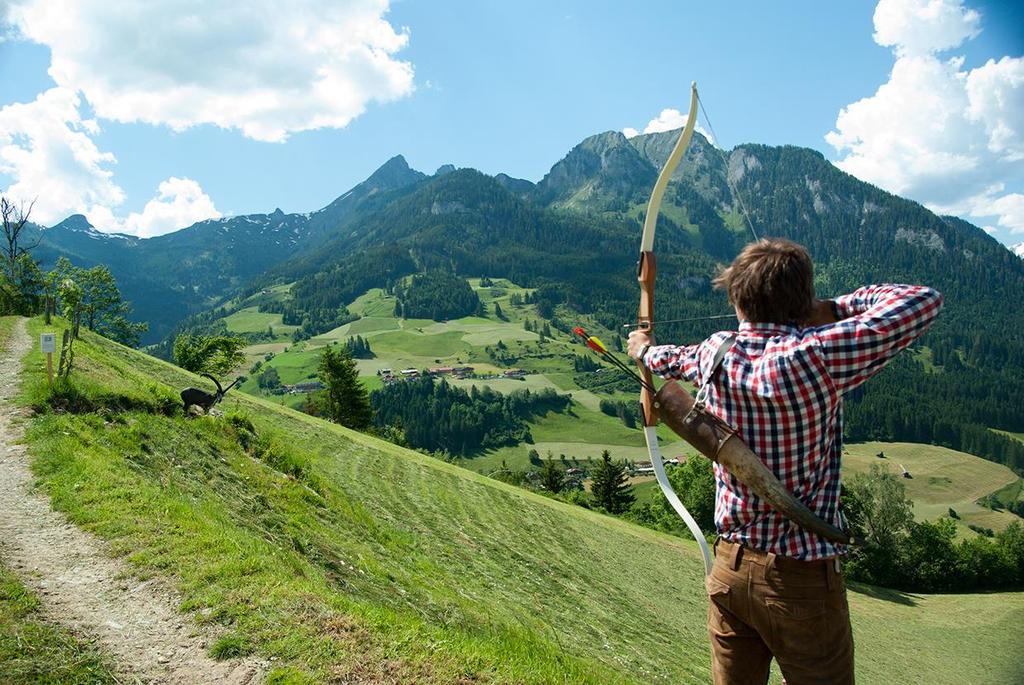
40;333;56;387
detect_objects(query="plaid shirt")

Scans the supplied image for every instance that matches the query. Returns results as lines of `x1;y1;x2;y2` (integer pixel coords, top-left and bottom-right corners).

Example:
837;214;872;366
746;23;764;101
643;284;944;560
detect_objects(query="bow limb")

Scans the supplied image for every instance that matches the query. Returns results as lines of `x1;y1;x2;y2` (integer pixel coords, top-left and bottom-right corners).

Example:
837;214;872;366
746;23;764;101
637;82;713;575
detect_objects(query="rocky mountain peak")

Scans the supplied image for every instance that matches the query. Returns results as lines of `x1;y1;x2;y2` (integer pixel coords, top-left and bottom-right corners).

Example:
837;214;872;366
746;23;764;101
363;154;424;190
50;214;95;232
533;130;655;207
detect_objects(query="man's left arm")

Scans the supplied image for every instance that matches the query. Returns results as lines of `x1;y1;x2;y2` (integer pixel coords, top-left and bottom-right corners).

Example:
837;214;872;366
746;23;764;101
627;331;702;382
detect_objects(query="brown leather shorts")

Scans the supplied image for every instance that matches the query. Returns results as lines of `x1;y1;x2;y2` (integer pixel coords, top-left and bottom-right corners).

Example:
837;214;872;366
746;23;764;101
707;539;854;685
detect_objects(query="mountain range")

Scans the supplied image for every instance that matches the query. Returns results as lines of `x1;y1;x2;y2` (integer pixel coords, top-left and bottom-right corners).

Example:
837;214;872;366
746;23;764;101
26;154;431;342
27;127;1024;472
29;130;1022;345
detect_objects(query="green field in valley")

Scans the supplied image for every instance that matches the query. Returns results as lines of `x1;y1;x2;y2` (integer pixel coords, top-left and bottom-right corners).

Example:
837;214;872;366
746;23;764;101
7;316;1024;684
226;282;1024;543
223;306;298;336
843;442;1022;535
234;280;660;459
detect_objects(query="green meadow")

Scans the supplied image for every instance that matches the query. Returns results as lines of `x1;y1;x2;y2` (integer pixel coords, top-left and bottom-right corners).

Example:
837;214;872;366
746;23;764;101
843;442;1021;534
224;306;298;336
229;283;1024;542
7;317;1023;683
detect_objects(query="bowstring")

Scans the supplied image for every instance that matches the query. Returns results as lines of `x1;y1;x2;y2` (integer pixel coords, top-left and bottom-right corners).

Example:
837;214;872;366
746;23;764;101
696;92;760;243
623;90;759;331
622;313;736;329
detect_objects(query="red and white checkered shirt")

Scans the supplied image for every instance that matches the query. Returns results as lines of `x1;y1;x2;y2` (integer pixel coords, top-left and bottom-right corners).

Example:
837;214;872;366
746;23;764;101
643;284;944;560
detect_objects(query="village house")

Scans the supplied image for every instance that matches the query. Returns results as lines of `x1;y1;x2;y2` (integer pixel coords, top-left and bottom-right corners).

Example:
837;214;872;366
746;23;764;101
285;381;325;394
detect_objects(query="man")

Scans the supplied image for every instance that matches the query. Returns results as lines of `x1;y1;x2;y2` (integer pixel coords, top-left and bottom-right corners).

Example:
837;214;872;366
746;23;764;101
627;238;942;685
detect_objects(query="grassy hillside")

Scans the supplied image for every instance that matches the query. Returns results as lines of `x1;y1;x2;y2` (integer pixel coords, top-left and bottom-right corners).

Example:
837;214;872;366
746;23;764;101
233;281;692;472
9;317;1024;684
843;442;1021;535
228;283;1023;534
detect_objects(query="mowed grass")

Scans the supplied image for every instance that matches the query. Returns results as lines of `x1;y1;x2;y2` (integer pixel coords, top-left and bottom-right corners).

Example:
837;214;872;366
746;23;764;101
12;318;1024;683
347;288;397;317
224;306;298;336
0;562;117;684
467;399;695;473
843;442;1021;534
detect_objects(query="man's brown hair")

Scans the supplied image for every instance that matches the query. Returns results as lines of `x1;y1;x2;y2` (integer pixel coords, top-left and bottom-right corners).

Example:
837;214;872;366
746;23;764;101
713;238;814;324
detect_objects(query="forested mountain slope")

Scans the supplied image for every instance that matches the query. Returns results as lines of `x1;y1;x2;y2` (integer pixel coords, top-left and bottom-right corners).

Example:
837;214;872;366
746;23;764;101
28;155;429;343
34;125;1024;470
247;131;1024;471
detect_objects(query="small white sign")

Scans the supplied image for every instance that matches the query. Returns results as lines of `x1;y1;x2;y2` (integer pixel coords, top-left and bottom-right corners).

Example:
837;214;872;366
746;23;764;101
40;333;56;354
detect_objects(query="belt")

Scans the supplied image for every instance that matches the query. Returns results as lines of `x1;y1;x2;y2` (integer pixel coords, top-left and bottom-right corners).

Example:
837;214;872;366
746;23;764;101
714;538;842;587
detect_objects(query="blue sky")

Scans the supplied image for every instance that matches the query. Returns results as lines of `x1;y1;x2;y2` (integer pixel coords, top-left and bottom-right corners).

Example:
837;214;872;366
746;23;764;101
0;0;1021;249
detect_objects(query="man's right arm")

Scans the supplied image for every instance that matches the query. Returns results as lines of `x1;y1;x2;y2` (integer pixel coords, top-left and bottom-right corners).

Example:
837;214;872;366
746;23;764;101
813;284;943;393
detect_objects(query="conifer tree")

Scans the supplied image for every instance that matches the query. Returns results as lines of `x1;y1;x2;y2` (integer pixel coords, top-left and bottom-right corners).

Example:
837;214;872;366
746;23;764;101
317;345;372;430
541;459;563;493
589;450;635;514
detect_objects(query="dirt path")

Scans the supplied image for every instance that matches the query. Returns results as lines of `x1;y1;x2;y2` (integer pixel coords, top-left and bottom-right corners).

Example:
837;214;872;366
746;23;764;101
0;318;266;684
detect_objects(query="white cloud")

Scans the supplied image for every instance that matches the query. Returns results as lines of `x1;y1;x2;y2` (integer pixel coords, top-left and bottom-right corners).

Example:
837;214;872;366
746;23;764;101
7;0;414;143
642;108;688;134
0;87;218;236
827;0;1024;238
932;187;1024;235
965;56;1024;161
873;0;980;56
90;177;221;238
623;108;715;144
0;87;124;225
2;1;410;234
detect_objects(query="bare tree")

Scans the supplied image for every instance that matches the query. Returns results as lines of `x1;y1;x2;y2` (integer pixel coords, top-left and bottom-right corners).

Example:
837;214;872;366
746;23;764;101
1;195;38;281
0;195;41;315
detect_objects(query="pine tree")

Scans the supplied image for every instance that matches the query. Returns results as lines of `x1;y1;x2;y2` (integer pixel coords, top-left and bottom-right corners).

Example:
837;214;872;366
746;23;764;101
541;459;563;493
589;450;635;514
494;301;506;320
663;456;716;533
317;345;372;430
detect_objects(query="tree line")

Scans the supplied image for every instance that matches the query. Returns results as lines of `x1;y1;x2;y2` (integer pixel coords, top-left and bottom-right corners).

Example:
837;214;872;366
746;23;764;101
842;464;1024;591
0;196;146;346
370;377;570;454
393;270;482;321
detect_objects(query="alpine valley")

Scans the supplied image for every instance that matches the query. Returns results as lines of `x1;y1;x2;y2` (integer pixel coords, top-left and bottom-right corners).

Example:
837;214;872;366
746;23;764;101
9;125;1024;685
32;128;1024;477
